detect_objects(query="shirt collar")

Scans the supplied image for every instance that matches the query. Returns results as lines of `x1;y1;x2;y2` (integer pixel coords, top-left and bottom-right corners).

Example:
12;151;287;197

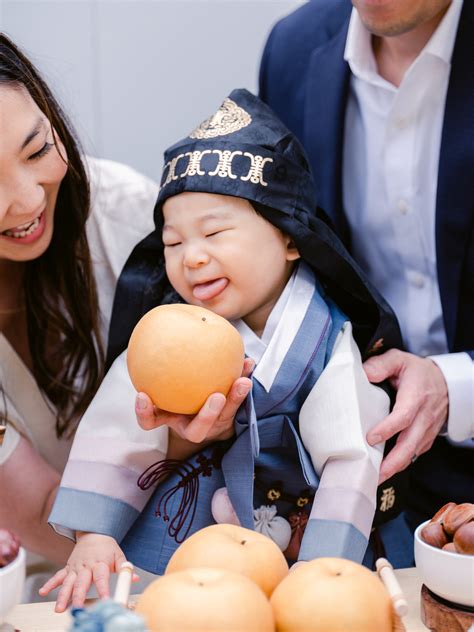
344;6;380;83
344;1;463;82
232;262;298;363
232;261;313;366
424;0;463;64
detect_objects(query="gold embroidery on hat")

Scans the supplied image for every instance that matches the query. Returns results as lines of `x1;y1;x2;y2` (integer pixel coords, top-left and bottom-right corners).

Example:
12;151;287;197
208;150;243;179
181;150;211;177
159;149;274;191
241;153;273;187
189;98;252;139
162;153;186;187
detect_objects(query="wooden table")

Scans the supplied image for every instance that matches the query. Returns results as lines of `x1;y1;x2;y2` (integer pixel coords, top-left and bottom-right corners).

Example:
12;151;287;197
2;568;428;632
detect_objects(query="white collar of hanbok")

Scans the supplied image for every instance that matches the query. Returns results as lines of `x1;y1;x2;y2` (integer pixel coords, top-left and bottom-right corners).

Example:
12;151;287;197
232;261;315;392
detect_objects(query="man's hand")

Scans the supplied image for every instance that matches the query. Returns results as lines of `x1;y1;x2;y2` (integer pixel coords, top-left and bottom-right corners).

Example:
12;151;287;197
364;349;448;484
38;533;138;613
135;357;254;444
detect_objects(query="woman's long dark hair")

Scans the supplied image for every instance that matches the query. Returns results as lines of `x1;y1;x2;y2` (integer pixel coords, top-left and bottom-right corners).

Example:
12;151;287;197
0;34;104;437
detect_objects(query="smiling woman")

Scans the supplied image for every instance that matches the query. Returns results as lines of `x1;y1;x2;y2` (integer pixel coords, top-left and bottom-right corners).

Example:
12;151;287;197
0;112;60;250
0;33;157;600
0;42;94;423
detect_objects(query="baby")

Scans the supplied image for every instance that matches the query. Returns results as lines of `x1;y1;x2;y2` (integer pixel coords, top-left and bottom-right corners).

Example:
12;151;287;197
43;89;402;610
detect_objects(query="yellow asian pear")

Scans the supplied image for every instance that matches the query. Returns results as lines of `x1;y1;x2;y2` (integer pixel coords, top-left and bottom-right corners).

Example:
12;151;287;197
135;566;275;632
165;523;289;597
127;304;244;414
270;557;393;632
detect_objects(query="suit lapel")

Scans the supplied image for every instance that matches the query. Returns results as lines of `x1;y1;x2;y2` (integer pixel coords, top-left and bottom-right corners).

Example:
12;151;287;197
436;1;474;350
303;19;351;241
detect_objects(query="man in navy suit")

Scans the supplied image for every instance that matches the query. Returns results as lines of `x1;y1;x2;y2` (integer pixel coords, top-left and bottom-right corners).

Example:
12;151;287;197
260;0;473;529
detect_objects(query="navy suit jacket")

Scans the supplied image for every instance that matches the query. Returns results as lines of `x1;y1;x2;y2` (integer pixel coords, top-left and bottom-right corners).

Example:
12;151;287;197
259;0;473;520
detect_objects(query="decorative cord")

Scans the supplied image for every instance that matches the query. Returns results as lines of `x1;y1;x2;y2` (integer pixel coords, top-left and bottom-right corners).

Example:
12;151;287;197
137;449;224;543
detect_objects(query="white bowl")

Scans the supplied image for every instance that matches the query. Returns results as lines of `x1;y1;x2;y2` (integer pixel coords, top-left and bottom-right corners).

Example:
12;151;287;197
414;520;474;607
0;546;26;622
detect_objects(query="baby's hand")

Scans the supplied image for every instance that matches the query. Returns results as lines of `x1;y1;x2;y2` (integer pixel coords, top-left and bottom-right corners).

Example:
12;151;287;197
38;533;137;613
135;357;254;444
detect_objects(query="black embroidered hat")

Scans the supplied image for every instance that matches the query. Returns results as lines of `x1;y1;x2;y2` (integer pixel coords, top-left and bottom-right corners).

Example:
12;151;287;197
107;89;402;369
155;89;317;222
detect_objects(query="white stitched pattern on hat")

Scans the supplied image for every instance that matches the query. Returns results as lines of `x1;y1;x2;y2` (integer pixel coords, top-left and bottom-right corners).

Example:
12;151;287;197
159;150;274;192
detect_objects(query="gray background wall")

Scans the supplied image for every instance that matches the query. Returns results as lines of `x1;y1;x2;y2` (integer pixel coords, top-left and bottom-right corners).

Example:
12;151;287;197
1;1;304;181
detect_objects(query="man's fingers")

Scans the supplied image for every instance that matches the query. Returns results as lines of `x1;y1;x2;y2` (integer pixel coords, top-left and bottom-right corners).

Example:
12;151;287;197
71;567;92;607
54;571;77;613
378;411;436;483
363;349;404;384
378;435;415;484
367;366;428;444
39;568;68;596
92;561;111;600
367;400;419;445
364;350;450;481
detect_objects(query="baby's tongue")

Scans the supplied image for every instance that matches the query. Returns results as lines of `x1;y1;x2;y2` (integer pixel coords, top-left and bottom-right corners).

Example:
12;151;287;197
192;278;228;301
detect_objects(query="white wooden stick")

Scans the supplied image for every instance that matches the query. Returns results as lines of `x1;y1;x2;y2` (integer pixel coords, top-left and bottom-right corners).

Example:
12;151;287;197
376;557;408;617
113;561;134;606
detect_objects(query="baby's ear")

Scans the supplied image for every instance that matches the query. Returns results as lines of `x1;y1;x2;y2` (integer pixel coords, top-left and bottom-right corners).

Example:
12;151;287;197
285;236;300;261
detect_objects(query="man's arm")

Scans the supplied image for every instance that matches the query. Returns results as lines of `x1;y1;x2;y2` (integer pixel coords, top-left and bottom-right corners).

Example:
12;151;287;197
430;352;474;443
365;349;473;482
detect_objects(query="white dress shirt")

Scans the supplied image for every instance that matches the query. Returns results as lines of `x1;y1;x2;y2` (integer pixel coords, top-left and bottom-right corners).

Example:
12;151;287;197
343;0;473;444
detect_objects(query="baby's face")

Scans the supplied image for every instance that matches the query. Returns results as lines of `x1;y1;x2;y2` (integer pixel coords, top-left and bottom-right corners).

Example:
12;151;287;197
162;192;299;335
